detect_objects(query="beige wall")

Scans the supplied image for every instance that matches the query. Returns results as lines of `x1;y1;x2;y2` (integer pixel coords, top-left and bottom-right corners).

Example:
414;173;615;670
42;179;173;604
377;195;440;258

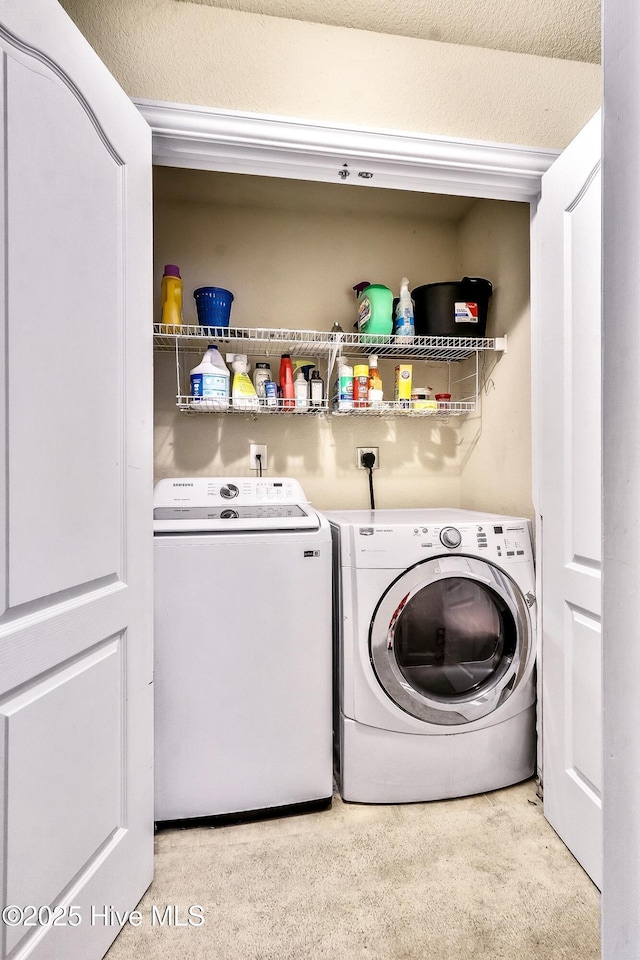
458;200;533;518
153;169;529;511
59;0;584;514
60;0;600;149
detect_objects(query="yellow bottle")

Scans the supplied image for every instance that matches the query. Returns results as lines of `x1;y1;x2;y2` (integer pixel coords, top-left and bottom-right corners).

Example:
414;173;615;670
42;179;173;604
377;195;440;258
161;264;183;331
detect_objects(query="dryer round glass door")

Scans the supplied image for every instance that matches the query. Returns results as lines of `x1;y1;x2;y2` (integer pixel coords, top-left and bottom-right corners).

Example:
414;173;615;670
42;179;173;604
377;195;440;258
369;555;532;725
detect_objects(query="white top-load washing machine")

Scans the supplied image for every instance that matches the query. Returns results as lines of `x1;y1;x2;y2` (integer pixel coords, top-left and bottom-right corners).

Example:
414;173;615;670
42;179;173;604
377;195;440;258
325;508;536;803
153;477;333;821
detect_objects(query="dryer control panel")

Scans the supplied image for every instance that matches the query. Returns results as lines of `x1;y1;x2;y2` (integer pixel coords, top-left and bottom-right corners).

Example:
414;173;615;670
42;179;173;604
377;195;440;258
467;521;532;561
326;511;534;569
417;521;531;559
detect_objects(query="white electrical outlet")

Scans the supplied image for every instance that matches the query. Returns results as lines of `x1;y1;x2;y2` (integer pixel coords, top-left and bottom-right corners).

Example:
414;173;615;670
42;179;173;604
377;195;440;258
356;447;379;469
249;443;268;471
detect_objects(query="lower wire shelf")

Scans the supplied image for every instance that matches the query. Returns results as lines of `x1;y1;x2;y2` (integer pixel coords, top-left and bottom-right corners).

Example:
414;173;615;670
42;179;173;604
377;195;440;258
159;325;504;420
176;396;475;416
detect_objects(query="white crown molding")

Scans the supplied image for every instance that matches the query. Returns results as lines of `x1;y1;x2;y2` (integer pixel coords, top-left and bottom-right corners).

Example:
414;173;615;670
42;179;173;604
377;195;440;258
134;98;559;202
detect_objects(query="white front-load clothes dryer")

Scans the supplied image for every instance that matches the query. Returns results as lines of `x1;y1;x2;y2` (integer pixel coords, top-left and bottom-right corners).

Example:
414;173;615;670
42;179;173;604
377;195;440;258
324;508;536;803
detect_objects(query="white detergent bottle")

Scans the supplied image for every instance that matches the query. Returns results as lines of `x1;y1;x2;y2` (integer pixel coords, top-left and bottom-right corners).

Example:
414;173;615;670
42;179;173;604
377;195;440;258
190;344;230;410
294;369;309;408
230;354;259;409
394;277;415;343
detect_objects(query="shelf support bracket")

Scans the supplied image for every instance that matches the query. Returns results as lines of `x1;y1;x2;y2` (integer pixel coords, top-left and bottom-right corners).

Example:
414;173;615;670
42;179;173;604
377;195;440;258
327;334;345;387
175;337;182;400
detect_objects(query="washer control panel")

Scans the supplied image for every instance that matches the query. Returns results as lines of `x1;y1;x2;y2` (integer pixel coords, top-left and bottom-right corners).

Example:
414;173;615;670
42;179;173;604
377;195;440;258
153;477;319;532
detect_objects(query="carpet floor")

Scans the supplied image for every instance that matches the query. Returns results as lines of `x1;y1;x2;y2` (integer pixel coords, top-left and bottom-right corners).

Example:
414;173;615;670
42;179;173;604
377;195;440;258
106;778;600;960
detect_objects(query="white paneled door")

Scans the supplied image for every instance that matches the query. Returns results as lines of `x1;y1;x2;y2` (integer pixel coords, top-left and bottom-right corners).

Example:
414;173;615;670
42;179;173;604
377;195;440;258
0;2;153;959
534;111;602;888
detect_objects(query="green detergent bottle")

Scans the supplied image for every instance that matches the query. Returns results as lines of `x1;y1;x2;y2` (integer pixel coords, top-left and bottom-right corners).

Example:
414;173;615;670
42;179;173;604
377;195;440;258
353;281;393;343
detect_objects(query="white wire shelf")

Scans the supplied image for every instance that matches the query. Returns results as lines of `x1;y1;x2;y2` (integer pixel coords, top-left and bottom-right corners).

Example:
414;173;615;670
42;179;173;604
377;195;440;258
177;396;330;415
176;396;475;417
331;401;474;417
154;324;506;362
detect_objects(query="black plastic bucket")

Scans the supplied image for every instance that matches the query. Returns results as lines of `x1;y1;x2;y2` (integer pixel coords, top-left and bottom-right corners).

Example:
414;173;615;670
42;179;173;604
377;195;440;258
412;277;493;338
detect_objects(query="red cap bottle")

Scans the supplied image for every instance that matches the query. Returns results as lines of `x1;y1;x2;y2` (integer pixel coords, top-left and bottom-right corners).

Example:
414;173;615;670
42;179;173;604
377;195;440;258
279;354;294;408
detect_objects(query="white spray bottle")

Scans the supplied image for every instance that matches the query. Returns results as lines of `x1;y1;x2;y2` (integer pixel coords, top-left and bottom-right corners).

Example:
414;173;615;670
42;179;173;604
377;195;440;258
394;277;415;343
229;354;259;409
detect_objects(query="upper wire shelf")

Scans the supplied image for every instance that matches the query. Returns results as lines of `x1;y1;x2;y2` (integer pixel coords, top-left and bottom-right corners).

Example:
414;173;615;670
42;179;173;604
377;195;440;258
153;324;507;362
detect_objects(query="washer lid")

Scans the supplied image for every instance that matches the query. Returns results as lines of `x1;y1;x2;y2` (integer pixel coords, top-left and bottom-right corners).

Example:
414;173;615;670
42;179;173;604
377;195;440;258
153;476;321;532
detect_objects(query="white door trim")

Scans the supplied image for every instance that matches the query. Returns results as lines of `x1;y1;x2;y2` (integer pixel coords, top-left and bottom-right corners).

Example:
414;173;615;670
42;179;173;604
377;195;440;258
133;98;558;202
602;0;640;954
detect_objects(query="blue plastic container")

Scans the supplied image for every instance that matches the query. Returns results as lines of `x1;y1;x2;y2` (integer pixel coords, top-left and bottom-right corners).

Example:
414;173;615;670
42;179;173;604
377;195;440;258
193;286;234;329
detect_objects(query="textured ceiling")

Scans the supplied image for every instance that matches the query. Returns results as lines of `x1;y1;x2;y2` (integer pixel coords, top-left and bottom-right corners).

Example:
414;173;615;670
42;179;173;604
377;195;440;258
178;0;600;63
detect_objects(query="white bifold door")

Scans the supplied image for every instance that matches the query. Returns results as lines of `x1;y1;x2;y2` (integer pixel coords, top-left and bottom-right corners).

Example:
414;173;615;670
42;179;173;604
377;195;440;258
534;111;602;888
0;2;153;959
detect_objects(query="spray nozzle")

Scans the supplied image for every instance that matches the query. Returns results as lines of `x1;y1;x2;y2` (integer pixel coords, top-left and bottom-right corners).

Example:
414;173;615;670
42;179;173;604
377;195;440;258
352;281;371;298
291;360;315;380
227;353;249;372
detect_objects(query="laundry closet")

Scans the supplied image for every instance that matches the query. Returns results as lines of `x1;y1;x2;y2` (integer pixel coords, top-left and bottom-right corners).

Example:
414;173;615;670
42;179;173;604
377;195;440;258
148;114;603;888
152;165;532;516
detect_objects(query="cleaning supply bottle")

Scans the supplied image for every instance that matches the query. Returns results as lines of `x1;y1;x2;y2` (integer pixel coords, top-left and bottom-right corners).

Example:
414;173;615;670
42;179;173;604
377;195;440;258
292;359;315;387
353;363;370;408
310;369;324;406
368;355;384;408
264;380;278;407
161;264;183;331
229;354;259;409
394;277;415;343
353;281;393;342
189;344;230;409
294;368;309;408
333;358;353;411
252;362;272;400
279;354;295;408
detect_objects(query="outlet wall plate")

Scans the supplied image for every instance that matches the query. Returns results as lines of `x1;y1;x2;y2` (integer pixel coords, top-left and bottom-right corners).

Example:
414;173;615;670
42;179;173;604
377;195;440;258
356;447;379;469
249;443;268;470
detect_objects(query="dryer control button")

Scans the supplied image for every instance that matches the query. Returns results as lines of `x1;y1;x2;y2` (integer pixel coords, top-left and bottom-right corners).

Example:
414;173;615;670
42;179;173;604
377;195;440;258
440;526;462;549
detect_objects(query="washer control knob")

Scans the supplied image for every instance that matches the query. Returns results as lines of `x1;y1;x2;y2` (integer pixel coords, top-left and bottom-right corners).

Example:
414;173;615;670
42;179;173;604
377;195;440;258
220;508;239;519
440;526;462;549
220;483;239;500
